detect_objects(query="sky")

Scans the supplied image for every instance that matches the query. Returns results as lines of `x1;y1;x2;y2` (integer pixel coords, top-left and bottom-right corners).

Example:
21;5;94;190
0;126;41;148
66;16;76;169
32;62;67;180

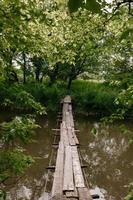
105;0;113;3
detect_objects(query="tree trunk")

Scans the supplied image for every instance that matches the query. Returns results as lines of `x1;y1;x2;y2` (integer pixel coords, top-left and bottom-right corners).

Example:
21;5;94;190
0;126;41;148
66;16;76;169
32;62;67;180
35;66;41;82
35;72;40;82
67;77;73;90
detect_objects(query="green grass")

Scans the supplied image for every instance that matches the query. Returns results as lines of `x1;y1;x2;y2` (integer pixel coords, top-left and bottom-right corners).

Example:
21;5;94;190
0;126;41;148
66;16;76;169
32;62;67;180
70;80;118;114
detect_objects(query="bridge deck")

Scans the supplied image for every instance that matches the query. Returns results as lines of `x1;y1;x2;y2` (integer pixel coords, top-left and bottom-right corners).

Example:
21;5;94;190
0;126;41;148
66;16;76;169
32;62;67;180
51;96;92;200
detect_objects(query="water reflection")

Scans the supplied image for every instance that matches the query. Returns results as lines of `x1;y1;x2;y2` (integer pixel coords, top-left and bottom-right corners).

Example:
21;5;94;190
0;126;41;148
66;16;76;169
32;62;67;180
90;187;107;200
76;115;133;200
7;185;51;200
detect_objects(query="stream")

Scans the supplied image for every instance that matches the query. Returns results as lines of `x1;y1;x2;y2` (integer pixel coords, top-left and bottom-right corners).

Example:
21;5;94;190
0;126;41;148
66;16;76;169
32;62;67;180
0;112;133;200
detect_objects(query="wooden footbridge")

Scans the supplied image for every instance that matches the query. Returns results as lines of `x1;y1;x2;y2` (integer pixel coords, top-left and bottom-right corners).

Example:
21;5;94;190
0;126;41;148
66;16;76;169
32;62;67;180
51;96;92;200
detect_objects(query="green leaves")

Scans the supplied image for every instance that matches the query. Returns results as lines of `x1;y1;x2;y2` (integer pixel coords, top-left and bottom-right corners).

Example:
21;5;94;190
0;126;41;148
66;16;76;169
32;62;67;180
0;190;6;200
124;191;133;200
0;148;34;182
68;0;102;13
115;86;133;111
120;28;133;41
68;0;84;12
0;115;37;184
0;116;39;145
0;84;45;114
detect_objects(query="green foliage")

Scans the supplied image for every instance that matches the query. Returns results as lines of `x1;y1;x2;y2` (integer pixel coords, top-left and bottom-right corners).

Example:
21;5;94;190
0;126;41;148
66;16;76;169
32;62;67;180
125;191;133;200
68;0;102;13
0;115;37;185
0;149;34;182
0;190;6;200
68;0;84;12
0;116;39;145
0;82;45;114
115;86;133;110
103;85;133;124
19;81;118;115
70;80;118;114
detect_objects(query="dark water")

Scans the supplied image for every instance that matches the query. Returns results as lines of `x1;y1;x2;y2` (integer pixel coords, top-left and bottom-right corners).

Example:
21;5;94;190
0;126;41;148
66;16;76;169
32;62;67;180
75;115;133;200
0;112;133;200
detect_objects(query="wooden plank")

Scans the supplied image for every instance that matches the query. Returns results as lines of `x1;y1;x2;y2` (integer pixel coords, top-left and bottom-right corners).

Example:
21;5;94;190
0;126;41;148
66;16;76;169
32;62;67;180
67;127;76;146
64;111;69;127
78;187;92;200
51;141;64;197
51;194;67;200
68;105;74;128
63;95;71;103
65;112;79;145
65;109;79;145
68;104;72;111
61;122;69;146
71;146;85;188
60;123;64;143
63;146;74;191
64;110;78;146
63;103;68;121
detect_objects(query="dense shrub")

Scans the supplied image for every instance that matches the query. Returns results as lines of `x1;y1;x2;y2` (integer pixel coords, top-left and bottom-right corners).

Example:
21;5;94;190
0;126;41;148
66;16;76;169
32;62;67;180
0;80;120;115
0;82;45;114
23;80;118;115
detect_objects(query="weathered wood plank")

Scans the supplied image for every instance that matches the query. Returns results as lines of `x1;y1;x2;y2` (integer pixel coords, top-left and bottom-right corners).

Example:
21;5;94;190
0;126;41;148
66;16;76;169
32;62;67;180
68;105;74;128
65;111;71;127
51;141;64;197
63;146;74;191
63;104;68;121
78;187;92;200
67;127;76;146
63;95;71;103
51;96;92;200
51;194;67;200
61;122;69;146
66;108;79;145
71;146;85;188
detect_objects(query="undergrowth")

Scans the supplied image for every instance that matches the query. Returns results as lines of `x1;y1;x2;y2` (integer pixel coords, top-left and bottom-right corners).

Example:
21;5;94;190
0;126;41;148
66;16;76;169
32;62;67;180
0;80;119;115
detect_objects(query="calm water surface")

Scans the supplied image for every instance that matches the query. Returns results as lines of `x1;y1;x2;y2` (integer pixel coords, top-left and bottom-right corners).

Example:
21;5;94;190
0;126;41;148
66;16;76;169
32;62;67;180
0;112;133;200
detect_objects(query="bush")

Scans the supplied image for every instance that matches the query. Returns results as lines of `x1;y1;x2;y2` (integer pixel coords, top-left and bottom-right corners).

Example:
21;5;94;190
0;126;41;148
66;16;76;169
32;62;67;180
0;116;39;145
0;116;38;183
0;149;34;182
0;82;45;114
70;80;118;115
